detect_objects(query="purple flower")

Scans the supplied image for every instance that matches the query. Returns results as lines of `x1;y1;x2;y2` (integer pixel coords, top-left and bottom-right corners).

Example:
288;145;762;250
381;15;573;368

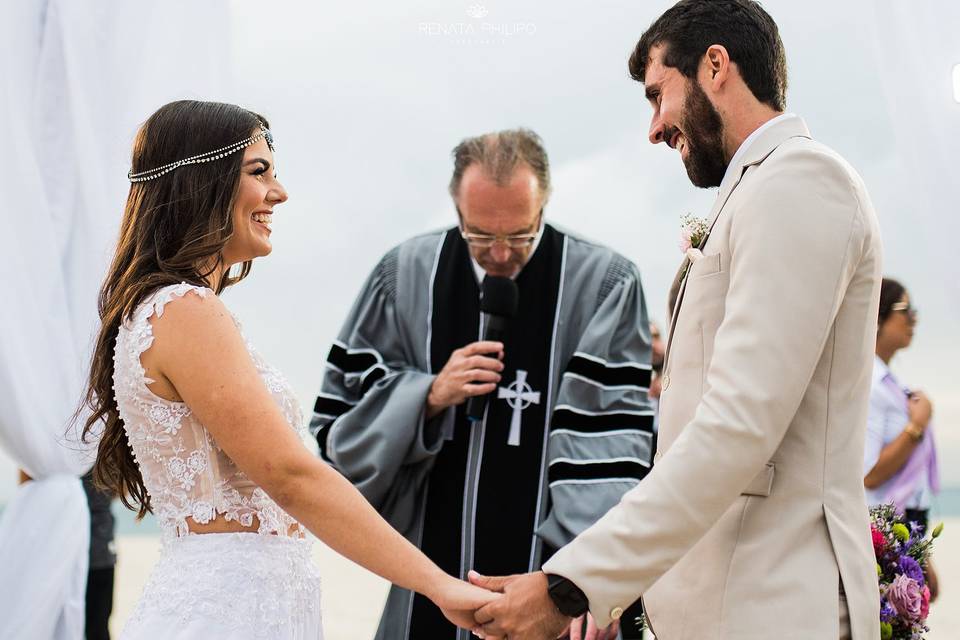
898;556;924;586
879;601;897;623
887;574;922;622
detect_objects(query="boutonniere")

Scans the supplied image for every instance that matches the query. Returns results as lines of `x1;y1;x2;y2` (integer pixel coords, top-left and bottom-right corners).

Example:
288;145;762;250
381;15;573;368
678;214;709;280
679;214;709;253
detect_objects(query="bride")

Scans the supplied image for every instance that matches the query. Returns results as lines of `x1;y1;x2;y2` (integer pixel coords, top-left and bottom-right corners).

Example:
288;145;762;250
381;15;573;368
81;100;496;638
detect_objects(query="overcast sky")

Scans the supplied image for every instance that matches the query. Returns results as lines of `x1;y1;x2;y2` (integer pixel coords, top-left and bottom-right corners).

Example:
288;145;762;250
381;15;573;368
3;0;958;500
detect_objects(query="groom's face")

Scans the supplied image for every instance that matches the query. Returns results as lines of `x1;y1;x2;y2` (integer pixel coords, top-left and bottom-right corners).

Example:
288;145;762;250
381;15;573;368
644;46;728;188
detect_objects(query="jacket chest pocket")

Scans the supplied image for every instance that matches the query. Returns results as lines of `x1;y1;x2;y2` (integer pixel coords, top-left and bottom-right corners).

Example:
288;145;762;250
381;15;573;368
670;253;729;369
682;252;727;304
684;254;728;326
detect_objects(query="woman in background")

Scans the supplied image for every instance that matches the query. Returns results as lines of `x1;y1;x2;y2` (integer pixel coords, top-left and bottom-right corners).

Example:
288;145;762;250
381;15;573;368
864;277;940;600
82;100;496;638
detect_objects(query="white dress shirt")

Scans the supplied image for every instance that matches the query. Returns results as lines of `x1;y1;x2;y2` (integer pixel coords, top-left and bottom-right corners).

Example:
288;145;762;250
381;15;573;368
718;112;798;196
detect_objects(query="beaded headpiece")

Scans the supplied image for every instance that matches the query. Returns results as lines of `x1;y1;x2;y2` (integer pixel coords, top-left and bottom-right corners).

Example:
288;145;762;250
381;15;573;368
127;123;275;183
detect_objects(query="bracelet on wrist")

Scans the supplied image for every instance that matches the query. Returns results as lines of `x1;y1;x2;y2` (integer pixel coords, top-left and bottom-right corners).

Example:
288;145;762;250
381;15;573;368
905;423;924;442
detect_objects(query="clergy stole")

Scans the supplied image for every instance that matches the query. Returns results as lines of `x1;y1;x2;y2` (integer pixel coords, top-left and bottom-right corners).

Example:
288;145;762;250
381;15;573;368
410;226;562;639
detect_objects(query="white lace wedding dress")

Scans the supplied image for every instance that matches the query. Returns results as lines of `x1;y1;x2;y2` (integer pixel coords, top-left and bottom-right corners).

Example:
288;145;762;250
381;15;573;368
114;283;323;639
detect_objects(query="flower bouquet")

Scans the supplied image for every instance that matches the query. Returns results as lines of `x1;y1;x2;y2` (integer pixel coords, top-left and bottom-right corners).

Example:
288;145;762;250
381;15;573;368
869;503;944;640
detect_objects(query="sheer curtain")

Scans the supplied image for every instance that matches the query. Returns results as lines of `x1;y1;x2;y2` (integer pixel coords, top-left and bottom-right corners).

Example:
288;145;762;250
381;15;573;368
0;1;230;637
868;1;960;308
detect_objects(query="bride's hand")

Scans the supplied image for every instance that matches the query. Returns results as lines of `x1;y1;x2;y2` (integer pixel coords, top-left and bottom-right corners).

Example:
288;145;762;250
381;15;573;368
429;575;500;630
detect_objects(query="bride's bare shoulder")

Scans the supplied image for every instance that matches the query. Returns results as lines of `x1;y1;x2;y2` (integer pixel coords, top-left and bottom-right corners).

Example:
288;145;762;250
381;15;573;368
142;287;243;379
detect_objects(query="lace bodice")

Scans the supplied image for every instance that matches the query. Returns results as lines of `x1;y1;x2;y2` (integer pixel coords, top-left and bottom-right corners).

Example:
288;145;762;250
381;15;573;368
113;283;306;539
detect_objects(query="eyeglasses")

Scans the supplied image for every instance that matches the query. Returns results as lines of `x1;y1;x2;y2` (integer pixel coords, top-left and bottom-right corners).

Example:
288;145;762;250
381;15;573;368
890;302;918;321
460;230;538;249
459;211;542;249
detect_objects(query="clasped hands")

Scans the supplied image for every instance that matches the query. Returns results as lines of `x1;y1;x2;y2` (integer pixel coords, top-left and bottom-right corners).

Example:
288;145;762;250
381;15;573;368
437;570;618;640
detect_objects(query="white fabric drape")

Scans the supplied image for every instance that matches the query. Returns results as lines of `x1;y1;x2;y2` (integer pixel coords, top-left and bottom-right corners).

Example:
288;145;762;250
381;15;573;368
868;1;960;310
0;2;230;637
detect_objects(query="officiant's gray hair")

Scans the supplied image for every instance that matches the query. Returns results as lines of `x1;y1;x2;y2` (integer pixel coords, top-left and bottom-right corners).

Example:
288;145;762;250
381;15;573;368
449;128;552;204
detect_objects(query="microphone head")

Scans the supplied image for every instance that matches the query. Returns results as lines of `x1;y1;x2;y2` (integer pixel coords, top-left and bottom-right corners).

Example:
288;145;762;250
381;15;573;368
480;276;519;317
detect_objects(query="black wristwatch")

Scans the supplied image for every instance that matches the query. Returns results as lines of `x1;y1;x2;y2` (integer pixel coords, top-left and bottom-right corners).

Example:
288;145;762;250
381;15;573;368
545;573;589;617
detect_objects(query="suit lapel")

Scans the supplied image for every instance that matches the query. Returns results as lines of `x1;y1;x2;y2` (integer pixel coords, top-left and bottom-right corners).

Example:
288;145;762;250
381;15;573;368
662;167;747;371
662;116;813;370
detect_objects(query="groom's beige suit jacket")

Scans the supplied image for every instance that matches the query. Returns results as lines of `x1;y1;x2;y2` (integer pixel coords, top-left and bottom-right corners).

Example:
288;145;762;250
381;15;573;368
543;116;882;639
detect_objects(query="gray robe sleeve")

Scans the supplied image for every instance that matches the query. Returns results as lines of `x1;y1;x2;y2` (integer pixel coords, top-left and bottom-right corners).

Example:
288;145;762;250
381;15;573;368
537;256;655;550
310;248;444;534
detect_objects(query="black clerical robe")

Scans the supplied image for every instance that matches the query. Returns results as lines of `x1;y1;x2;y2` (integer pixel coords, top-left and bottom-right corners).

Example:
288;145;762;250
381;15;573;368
312;225;654;639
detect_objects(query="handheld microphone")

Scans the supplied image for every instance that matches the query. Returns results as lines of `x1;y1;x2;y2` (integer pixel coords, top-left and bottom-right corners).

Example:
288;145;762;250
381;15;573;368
465;276;519;422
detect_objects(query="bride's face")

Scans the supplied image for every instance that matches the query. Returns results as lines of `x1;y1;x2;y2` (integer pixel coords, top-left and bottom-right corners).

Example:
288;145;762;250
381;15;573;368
222;136;288;266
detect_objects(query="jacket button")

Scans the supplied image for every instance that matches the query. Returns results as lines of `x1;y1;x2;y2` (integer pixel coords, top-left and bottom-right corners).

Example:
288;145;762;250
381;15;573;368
610;606;624;620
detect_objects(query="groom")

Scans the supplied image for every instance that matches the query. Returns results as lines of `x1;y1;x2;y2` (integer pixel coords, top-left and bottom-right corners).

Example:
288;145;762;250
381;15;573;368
471;1;883;638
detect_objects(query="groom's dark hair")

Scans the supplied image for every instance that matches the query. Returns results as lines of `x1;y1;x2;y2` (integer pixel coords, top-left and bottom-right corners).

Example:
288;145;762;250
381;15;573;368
628;0;787;111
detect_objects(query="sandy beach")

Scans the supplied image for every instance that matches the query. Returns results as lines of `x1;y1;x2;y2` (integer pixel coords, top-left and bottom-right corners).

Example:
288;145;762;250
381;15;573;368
110;518;960;639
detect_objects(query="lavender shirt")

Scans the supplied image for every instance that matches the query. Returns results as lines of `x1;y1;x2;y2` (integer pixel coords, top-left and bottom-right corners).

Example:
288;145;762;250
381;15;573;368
863;356;940;509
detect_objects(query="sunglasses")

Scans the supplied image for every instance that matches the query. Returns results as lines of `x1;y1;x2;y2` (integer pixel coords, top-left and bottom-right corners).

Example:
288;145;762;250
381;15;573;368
890;302;918;320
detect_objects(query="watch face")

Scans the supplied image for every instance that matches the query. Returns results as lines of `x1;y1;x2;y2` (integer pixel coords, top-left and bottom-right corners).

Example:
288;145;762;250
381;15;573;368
547;575;589;617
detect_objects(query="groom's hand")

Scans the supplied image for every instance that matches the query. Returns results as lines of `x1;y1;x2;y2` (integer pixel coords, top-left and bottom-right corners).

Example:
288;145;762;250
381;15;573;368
469;570;570;639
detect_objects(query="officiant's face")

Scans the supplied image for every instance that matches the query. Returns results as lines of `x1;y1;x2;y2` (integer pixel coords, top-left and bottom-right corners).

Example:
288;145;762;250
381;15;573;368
645;45;727;188
456;163;544;278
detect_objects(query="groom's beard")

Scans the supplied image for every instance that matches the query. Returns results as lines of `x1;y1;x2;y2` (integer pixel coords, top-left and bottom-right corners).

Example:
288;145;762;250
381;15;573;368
668;80;728;189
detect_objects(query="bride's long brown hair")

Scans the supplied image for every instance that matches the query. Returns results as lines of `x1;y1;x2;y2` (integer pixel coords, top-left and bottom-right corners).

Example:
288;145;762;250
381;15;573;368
82;100;268;517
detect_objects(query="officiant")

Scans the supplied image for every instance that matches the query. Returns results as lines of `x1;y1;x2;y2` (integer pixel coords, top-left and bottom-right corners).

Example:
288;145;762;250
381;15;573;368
310;128;655;639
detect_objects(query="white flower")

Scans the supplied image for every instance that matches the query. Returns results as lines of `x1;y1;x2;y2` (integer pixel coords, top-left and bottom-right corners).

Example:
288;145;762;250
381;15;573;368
187;450;206;473
148;404;186;434
679;214;709;254
191;501;214;524
167;457;187;479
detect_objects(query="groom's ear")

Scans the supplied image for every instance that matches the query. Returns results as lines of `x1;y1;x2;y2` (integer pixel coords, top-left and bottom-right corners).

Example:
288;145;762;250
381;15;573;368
702;44;731;88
